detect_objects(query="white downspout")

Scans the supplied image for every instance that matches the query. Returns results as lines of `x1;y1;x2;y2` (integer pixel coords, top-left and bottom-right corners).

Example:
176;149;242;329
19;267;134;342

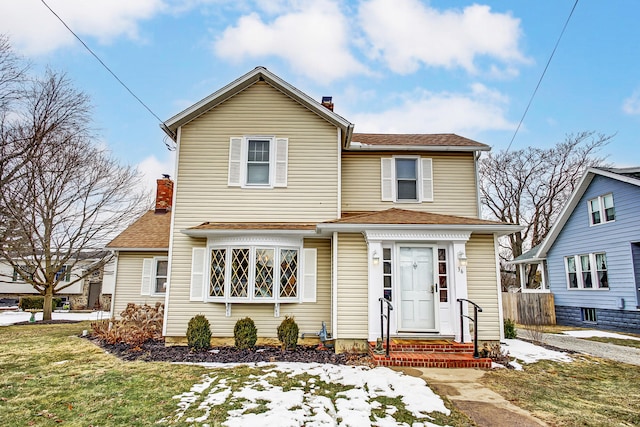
332;231;338;339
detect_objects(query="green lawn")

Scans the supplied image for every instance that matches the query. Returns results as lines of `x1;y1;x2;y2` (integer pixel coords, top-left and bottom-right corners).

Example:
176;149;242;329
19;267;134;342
482;355;640;426
0;322;209;426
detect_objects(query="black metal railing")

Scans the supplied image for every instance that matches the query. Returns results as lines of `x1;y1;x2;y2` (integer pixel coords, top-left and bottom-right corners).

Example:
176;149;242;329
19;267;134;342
378;297;394;357
457;298;483;358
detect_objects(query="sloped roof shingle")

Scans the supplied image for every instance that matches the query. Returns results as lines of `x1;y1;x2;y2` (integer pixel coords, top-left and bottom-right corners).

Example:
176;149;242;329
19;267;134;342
106;210;171;250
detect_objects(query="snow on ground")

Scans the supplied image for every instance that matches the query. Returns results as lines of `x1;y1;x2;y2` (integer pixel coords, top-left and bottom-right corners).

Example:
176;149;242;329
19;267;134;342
163;362;450;427
501;338;572;370
561;329;640;341
0;310;111;326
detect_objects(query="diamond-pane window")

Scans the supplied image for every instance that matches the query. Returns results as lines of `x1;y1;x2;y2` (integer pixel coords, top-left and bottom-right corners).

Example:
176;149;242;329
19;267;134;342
280;249;298;298
210;249;226;297
230;248;249;297
254;248;274;298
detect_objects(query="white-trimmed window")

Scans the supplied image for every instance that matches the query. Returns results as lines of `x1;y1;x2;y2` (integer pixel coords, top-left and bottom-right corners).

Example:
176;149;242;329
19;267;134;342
382;247;392;301
381;156;433;202
208;245;300;302
565;253;608;289
228;136;288;188
588;193;615;225
437;249;448;302
141;257;168;296
54;265;72;282
154;258;168;294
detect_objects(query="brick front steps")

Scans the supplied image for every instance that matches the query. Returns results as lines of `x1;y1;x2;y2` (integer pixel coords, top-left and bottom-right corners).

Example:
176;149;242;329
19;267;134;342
368;339;492;369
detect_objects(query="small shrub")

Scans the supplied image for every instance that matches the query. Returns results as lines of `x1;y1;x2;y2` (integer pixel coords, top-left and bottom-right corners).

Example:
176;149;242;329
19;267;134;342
91;302;164;350
277;316;299;350
504;318;517;339
186;314;211;350
480;342;513;368
234;317;257;349
19;296;61;311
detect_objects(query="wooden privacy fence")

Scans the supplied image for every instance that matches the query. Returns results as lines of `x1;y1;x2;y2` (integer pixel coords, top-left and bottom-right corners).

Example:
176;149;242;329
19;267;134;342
502;292;556;325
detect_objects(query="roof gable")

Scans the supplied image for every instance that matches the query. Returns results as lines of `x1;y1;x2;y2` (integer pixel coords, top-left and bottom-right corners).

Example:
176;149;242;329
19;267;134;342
537;167;640;258
162;66;354;147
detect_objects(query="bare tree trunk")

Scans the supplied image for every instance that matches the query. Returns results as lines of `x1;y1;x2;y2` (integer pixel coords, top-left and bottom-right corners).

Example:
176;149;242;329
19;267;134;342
43;286;53;321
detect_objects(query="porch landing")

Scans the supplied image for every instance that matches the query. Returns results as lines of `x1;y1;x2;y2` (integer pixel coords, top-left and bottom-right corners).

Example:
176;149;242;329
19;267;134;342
368;339;492;369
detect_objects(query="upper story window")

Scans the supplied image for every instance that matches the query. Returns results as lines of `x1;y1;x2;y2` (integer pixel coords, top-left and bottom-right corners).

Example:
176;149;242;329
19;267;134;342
381;156;433;203
395;158;418;201
588;193;615;225
54;265;72;282
228;137;288;188
565;252;608;289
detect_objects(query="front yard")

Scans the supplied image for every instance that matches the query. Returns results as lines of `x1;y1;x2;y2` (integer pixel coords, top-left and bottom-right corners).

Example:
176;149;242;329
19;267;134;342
1;321;639;426
0;322;472;426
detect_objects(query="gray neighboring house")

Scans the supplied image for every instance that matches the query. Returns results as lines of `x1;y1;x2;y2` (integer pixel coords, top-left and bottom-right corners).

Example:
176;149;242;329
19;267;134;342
512;167;640;333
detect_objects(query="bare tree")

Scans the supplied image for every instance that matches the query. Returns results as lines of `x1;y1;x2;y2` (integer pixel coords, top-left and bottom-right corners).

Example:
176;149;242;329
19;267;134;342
480;132;611;285
0;34;31;191
0;69;147;320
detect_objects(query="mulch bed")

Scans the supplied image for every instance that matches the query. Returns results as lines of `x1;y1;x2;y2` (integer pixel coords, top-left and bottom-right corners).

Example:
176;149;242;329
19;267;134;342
92;338;371;365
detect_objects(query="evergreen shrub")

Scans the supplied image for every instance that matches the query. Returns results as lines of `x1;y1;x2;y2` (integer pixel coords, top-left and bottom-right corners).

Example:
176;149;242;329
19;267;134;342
234;317;257;349
277;316;299;350
186;314;212;350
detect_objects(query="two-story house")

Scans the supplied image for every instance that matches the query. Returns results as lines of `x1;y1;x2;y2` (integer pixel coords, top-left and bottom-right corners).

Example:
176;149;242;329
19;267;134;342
511;167;640;333
107;67;520;363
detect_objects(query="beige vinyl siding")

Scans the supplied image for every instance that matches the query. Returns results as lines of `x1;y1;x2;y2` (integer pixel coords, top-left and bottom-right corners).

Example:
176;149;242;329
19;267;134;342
341;152;479;217
175;81;339;224
465;234;500;341
164;238;331;338
336;233;368;338
112;251;167;318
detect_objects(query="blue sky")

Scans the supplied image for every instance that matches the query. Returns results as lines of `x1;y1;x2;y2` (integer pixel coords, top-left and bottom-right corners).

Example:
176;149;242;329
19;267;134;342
2;0;639;193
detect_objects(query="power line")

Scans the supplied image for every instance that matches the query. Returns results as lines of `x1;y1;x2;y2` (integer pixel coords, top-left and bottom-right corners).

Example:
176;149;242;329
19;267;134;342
506;0;580;152
39;0;175;150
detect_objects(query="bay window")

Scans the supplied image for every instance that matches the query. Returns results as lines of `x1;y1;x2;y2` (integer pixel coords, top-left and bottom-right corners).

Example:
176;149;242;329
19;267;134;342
208;245;299;302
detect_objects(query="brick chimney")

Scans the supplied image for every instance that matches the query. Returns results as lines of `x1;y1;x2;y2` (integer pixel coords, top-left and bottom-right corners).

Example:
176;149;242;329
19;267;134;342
155;174;173;214
321;96;334;111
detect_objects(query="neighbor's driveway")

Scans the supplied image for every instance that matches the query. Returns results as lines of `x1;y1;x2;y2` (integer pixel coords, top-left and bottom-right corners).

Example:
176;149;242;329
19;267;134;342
517;329;640;366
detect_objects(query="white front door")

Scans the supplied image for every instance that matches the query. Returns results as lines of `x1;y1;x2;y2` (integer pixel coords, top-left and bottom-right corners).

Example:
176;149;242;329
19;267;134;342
398;246;438;331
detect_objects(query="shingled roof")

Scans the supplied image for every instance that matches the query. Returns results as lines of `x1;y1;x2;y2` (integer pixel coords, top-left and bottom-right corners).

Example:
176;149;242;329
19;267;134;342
325;208;507;226
106;210;171;250
349;133;490;151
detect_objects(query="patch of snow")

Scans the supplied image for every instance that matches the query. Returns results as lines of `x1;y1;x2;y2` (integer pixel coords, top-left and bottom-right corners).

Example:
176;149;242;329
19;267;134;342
0;311;111;326
503;339;572;368
163;362;451;426
561;330;640;341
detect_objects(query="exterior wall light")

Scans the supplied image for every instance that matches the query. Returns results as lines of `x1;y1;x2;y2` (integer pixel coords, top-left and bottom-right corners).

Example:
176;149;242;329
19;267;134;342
457;251;468;273
372;250;380;266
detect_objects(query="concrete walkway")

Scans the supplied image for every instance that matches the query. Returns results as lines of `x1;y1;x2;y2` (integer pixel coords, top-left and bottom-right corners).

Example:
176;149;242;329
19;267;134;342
517;328;640;366
397;367;548;427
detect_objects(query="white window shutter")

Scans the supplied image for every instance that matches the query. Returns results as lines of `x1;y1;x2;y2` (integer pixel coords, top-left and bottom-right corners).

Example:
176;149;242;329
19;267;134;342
381;158;393;201
228;137;243;186
421;157;433;201
190;247;206;301
141;258;152;296
274;138;288;187
302;248;317;302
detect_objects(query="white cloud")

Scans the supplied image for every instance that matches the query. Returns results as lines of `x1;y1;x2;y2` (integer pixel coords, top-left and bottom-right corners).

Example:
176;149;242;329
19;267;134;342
0;0;165;55
136;153;176;200
350;85;515;135
358;0;528;75
622;90;640;115
213;0;368;84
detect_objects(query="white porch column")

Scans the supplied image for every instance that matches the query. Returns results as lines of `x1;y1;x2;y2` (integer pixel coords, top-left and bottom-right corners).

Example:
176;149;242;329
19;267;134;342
367;240;384;342
452;241;468;342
